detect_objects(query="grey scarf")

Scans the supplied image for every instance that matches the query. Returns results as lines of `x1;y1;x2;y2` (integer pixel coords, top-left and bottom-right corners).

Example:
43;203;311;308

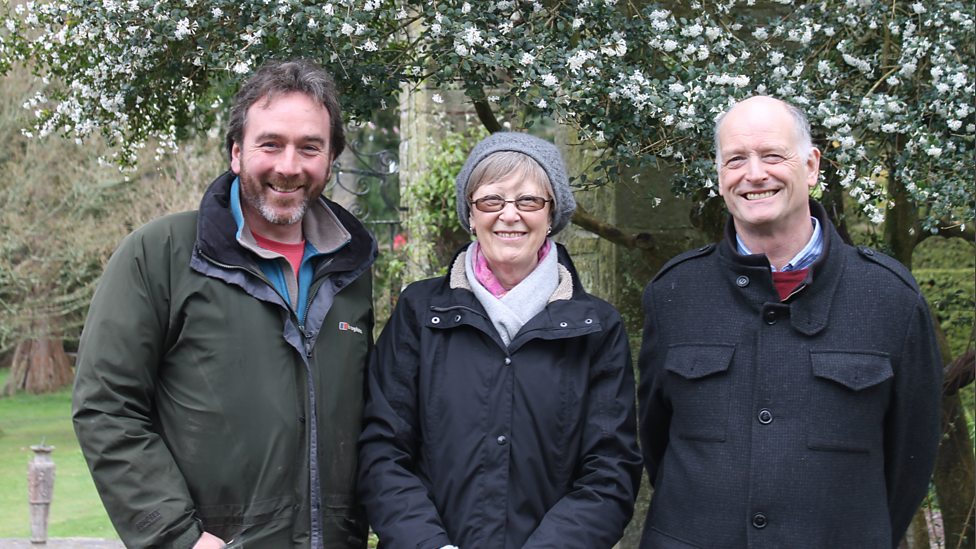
464;240;560;346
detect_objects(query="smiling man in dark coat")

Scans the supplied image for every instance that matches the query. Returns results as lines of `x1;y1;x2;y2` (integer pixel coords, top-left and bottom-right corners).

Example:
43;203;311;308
637;95;942;548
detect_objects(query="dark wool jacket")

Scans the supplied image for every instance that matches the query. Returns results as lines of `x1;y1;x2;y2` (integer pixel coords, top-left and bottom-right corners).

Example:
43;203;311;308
73;171;376;548
637;200;942;549
358;244;642;549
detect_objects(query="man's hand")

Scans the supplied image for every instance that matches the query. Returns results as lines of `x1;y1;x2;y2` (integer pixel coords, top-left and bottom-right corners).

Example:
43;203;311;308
193;531;227;548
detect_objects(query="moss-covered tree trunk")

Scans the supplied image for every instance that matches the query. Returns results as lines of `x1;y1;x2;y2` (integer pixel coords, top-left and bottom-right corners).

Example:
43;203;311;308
885;174;975;549
931;321;976;549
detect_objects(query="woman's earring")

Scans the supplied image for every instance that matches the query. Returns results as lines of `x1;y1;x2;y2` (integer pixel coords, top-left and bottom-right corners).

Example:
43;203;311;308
547;226;552;235
470;225;476;234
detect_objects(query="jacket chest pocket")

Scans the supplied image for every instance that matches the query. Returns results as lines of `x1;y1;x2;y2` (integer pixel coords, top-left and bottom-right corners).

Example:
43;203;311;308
807;351;893;453
664;344;735;442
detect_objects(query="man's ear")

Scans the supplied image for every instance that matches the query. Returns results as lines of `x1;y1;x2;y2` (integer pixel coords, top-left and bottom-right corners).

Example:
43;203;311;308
806;147;822;189
230;142;242;175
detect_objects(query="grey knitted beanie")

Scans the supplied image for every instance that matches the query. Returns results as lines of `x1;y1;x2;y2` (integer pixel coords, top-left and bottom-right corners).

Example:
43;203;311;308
455;132;576;235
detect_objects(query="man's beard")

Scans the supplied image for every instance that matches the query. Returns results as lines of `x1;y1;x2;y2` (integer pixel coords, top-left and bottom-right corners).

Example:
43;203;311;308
239;170;315;226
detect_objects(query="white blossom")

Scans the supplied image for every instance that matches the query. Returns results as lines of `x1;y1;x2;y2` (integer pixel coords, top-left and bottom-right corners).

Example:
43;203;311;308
567;50;594;72
174;18;194;40
682;23;703;38
462;27;482;46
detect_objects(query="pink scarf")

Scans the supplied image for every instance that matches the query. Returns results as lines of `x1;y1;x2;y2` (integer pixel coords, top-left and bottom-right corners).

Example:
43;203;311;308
473;239;552;298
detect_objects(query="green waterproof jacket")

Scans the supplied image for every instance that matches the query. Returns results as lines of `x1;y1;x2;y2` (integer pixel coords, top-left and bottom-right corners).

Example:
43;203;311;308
73;171;376;548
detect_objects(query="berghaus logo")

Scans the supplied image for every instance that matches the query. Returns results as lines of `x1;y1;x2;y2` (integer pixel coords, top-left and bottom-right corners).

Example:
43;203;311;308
338;321;363;334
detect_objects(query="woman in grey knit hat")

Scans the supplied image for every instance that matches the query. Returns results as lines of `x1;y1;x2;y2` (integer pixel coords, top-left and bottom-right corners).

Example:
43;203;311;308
359;132;642;549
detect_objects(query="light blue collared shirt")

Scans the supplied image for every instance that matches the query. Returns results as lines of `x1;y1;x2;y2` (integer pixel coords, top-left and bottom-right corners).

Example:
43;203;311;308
736;216;823;272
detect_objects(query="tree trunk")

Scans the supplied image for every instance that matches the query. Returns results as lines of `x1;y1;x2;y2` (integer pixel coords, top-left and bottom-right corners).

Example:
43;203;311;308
898;506;932;549
933;390;976;549
884;159;917;268
3;314;73;396
885;173;975;549
818;163;853;245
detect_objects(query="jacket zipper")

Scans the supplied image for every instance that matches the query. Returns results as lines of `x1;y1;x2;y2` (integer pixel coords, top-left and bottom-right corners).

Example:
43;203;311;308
201;248;328;543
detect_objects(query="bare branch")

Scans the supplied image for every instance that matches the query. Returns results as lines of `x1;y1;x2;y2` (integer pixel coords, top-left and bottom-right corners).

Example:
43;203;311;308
916;223;976;245
473;100;502;134
570;203;655;250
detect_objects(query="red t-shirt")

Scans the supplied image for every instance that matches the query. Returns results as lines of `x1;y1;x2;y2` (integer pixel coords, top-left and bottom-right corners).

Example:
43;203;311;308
252;232;306;278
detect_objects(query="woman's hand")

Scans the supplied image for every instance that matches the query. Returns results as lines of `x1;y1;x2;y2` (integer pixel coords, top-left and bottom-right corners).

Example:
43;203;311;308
192;531;227;548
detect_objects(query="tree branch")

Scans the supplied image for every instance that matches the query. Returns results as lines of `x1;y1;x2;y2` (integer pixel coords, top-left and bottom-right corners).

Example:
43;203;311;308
944;348;975;396
473;100;502;133
570;203;655;250
916;223;976;245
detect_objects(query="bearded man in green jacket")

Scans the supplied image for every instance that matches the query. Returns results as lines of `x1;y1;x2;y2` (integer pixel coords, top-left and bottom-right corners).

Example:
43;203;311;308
73;59;376;549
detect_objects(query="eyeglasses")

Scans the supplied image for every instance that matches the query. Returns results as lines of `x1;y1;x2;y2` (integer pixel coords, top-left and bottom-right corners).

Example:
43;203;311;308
470;195;553;212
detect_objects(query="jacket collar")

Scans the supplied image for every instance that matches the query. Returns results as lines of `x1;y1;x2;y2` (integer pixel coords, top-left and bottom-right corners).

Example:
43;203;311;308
448;244;574;303
195;170;377;280
429;243;600;349
719;199;846;336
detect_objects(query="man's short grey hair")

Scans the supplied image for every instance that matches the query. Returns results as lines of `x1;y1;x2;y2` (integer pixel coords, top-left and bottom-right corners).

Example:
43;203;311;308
225;59;345;162
713;96;813;168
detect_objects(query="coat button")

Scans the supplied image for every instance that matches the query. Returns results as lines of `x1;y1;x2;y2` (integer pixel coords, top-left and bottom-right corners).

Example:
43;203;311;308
757;408;773;424
496;435;508;445
736;275;750;287
299;416;306;424
764;310;777;325
504;357;512;365
752;512;768;529
431;316;441;324
559;321;568;327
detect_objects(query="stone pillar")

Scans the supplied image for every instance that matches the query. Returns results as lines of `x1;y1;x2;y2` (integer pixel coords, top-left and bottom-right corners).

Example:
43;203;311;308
28;444;55;544
398;83;476;283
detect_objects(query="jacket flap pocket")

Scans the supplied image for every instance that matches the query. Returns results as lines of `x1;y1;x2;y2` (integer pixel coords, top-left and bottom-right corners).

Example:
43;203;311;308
665;344;735;380
810;351;893;391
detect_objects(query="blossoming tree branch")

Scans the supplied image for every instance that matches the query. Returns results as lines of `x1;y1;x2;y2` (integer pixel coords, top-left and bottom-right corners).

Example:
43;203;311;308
0;0;971;239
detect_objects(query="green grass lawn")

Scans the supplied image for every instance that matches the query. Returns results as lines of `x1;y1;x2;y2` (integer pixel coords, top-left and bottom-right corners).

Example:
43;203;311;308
0;368;118;539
